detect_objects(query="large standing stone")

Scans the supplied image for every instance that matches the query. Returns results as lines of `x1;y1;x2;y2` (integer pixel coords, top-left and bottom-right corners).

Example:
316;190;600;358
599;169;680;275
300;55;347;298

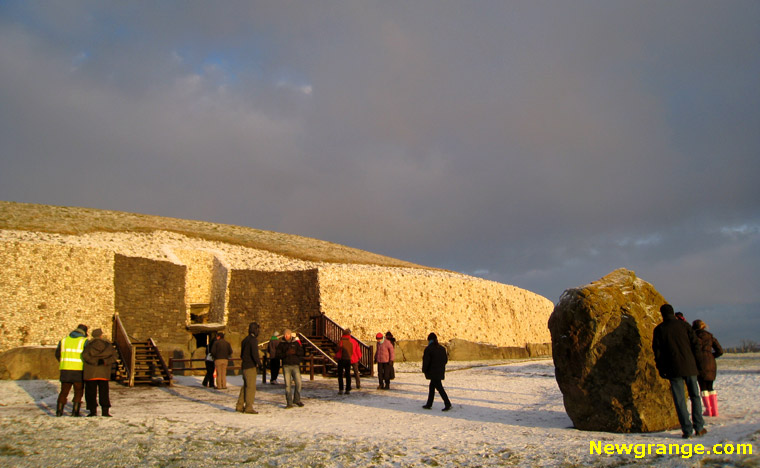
548;268;679;432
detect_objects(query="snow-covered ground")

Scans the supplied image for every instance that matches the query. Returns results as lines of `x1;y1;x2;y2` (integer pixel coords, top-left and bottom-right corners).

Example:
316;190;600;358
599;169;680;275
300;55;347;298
1;355;757;467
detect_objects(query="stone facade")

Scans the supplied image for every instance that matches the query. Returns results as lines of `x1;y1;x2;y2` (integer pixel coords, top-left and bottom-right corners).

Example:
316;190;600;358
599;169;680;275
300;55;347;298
226;268;320;339
114;254;188;350
0;230;553;371
0;241;114;350
318;266;553;347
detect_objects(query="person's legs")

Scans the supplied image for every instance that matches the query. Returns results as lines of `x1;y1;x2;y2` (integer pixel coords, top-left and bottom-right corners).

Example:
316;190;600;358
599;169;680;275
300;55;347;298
352;362;361;389
271;358;280;383
685;375;705;434
215;359;228;389
435;380;451;409
98;381;111;416
283;365;294;407
293;369;302;405
377;362;385;388
669;377;693;436
57;382;72;416
423;380;436;408
85;381;98;415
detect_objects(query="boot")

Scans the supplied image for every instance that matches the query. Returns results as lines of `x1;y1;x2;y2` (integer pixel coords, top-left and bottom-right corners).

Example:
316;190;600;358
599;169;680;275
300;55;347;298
701;391;712;417
72;402;81;417
87;408;97;417
102;406;111;417
55;402;65;417
709;391;718;417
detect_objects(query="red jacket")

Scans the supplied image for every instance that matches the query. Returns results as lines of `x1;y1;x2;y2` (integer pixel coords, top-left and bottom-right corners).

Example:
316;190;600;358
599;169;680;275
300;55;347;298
350;337;362;364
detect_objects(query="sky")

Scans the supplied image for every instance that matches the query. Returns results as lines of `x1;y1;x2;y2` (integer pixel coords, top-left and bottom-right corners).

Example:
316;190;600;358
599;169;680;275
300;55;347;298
1;1;758;346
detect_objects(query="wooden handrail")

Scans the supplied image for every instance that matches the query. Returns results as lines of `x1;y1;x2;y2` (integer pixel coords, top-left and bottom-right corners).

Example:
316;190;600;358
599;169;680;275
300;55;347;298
297;333;338;366
113;313;135;387
148;337;173;385
313;314;374;376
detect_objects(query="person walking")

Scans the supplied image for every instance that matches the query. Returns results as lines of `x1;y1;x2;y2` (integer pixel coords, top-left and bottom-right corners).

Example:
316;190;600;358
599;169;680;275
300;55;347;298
277;329;305;408
375;332;395;390
54;324;88;417
81;328;117;417
202;333;217;389
422;332;451;411
692;319;724;417
267;331;281;384
236;322;262;414
211;332;233;390
335;329;353;395
653;304;706;438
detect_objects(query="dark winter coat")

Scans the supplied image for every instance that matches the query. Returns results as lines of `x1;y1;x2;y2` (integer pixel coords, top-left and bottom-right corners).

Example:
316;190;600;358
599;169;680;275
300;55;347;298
240;324;262;370
277;338;305;366
82;337;117;381
652;310;701;378
694;329;723;381
211;337;233;360
422;341;448;381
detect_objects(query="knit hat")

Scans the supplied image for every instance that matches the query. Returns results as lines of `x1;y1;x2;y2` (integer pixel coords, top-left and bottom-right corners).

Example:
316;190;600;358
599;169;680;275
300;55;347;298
92;328;103;338
76;324;88;336
376;333;384;339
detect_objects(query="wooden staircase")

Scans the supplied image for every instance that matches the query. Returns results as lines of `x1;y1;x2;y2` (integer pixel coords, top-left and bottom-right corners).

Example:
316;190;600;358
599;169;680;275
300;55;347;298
299;314;373;377
112;314;172;387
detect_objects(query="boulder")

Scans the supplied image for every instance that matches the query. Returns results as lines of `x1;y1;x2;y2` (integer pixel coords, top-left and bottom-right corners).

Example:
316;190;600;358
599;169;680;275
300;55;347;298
548;268;679;432
0;346;59;380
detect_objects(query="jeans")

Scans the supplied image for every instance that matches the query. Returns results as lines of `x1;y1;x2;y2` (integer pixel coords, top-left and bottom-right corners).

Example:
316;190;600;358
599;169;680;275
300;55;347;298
282;365;302;406
669;375;705;435
338;360;352;392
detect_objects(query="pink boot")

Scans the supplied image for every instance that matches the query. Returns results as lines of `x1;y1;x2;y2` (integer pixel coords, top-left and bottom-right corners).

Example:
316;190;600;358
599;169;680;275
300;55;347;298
709;391;718;417
701;391;712;417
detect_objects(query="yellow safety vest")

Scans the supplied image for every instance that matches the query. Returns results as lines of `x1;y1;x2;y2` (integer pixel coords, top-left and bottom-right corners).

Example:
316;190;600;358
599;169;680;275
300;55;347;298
59;336;87;371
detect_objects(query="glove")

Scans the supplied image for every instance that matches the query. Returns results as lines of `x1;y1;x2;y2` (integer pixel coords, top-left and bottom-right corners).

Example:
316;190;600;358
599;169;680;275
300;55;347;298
97;359;105;366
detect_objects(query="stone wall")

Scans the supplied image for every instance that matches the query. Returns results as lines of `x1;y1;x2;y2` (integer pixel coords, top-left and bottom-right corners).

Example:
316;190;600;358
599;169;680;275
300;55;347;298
0;241;114;352
114;254;188;352
173;248;215;307
318;266;553;347
226;269;321;340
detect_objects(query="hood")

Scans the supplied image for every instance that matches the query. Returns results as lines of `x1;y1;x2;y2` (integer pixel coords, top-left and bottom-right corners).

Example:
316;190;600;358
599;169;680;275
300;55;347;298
69;330;86;339
88;338;110;354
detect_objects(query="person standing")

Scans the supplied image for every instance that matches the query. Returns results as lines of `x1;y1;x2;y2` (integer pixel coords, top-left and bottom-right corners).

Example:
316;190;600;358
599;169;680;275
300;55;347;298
422;332;451;411
211;332;233;390
236;322;262;414
81;328;117;417
54;324;88;417
335;329;353;395
202;333;217;389
267;332;281;384
375;332;395;390
349;331;363;390
653;304;706;438
277;329;305;408
692;319;724;417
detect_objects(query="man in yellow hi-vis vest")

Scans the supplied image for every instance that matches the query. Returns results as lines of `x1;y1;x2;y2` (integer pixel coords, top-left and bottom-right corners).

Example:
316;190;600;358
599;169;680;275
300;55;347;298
54;324;88;417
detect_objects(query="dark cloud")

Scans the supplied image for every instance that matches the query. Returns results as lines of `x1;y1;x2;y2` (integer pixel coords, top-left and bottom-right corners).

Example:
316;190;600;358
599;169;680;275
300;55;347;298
1;1;759;345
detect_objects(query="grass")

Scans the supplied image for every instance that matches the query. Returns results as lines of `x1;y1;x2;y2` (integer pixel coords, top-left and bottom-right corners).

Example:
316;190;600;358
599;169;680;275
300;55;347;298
0;201;437;269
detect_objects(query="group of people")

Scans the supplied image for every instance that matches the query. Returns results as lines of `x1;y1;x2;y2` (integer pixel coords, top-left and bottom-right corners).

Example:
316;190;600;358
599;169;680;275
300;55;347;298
55;308;723;431
54;324;116;417
199;323;454;414
653;304;724;439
